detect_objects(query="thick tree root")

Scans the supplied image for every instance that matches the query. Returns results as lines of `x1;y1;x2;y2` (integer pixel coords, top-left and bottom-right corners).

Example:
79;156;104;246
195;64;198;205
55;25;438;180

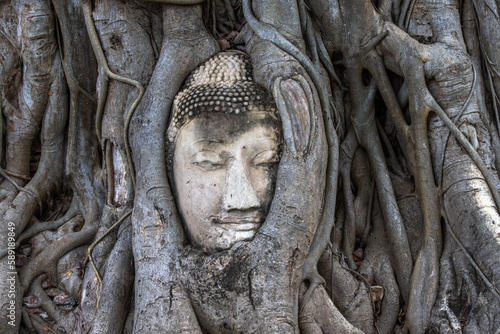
30;275;75;333
3;0;500;333
242;0;341;308
16;199;78;247
88;217;133;334
130;4;219;332
300;284;364;334
321;248;375;333
19;218;96;295
0;169;42;212
1;0;56;197
85;209;132;295
79;205;124;332
359;200;401;334
82;0;145;190
339;128;360;269
443;212;500;300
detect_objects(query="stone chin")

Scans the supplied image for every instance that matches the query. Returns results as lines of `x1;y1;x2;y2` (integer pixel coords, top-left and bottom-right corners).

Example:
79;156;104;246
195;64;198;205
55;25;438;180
191;219;263;253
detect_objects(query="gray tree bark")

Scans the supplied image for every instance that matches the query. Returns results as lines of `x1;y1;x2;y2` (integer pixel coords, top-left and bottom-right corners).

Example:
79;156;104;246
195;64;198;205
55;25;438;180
0;0;500;333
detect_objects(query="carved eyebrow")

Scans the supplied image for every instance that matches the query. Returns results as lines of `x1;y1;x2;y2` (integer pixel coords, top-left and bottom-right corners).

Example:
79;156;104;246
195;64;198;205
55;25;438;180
246;137;280;150
188;139;224;150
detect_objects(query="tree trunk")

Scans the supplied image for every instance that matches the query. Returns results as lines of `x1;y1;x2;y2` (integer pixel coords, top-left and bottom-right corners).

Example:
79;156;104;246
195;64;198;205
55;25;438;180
1;0;500;333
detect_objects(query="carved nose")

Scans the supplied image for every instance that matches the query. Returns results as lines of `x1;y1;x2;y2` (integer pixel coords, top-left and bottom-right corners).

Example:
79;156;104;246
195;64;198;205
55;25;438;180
222;160;260;211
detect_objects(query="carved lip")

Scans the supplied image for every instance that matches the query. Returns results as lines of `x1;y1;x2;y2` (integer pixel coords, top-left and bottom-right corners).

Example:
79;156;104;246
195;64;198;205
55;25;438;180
210;216;262;231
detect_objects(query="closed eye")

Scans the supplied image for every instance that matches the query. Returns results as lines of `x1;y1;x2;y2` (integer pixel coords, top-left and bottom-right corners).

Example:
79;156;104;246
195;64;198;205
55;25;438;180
191;151;224;171
253;150;279;167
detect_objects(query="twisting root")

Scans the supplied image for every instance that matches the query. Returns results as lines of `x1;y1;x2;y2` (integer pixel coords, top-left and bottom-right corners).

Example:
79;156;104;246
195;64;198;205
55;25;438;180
398;0;418;30
242;0;340;309
84;209;132;307
442;211;500;301
330;245;378;327
428;95;500;211
375;119;406;178
346;60;413;302
339;128;359;269
0;168;31;181
54;14;95;104
438;64;477;186
16;198;79;247
82;0;144;189
0;210;61;259
31;274;71;328
365;53;409;138
298;0;344;135
298;0;320;66
29;314;57;334
0;168;42;213
19;218;96;295
314;30;343;89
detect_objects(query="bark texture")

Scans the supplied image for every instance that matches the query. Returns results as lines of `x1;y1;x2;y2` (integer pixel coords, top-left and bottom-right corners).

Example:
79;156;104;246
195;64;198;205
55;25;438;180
1;0;500;333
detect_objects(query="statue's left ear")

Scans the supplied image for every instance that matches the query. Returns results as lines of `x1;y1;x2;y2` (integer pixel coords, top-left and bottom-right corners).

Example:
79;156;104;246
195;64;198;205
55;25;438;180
273;74;315;157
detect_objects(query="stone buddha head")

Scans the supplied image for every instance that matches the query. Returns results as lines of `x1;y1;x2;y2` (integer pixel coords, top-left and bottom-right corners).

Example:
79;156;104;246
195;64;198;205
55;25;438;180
167;51;282;253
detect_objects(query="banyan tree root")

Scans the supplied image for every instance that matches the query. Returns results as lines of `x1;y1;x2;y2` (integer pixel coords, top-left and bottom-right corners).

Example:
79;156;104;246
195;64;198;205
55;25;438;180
0;1;101;332
320;249;375;333
29;274;76;333
304;0;500;332
19;215;94;296
299;284;364;334
130;3;220;333
1;51;68;236
79;206;125;326
358;199;401;334
241;0;341;310
0;0;56;200
87;216;133;334
75;6;162;329
338;125;375;269
0;2;71;329
3;0;500;333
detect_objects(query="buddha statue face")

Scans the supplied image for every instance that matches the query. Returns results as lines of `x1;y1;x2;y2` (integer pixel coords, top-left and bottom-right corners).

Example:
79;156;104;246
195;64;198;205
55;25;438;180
172;112;280;253
168;51;281;253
